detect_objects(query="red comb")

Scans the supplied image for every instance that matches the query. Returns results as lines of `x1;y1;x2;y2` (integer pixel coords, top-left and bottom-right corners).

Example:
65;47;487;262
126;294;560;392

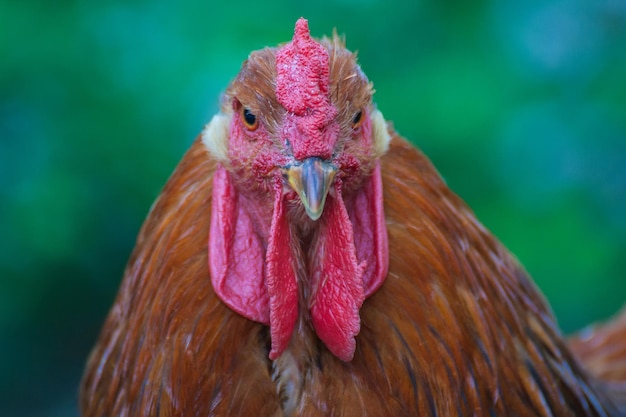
276;18;337;160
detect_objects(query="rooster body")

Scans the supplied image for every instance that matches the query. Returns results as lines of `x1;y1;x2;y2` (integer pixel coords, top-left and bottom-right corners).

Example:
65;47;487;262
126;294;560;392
81;19;626;416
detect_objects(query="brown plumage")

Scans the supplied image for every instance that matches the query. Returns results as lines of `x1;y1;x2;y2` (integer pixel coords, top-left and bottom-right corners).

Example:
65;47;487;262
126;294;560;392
80;20;626;416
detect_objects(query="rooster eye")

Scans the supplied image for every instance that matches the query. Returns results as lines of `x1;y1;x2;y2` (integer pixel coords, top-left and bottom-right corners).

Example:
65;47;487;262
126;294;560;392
352;110;363;130
241;107;259;131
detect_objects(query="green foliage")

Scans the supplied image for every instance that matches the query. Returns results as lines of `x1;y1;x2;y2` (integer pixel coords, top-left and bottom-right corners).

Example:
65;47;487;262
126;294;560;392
1;0;625;415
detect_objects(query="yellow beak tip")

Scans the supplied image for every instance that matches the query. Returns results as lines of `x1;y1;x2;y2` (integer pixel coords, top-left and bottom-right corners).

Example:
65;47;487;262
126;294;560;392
284;158;337;222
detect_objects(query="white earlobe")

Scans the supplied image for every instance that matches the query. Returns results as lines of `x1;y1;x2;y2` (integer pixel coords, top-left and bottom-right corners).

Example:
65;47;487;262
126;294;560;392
371;109;391;157
202;113;230;161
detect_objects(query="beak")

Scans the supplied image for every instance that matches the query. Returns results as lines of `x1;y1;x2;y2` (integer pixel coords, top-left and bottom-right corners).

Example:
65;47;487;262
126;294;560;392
284;157;337;221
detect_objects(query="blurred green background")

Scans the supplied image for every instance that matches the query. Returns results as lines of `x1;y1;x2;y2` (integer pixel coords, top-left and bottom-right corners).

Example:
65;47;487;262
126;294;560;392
1;0;625;415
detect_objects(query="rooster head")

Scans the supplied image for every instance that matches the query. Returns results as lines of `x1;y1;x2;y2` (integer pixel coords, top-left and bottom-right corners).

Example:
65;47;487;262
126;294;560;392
202;18;391;361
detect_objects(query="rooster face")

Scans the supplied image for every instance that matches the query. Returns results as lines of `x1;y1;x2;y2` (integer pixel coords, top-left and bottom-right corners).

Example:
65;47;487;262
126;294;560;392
203;18;391;361
229;97;376;222
213;21;384;223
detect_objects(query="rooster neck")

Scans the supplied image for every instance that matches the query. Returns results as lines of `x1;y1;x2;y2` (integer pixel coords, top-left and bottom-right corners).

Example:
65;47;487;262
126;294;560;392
270;211;339;416
271;199;362;416
270;244;320;416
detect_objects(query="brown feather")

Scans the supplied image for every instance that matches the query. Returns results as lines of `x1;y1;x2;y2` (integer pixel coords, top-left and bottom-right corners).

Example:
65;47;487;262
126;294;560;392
569;308;626;414
569;308;626;383
80;135;623;416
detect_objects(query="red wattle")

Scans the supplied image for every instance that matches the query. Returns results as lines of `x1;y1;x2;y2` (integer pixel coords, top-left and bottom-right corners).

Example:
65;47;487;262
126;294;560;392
266;179;299;359
209;162;388;361
346;162;389;297
209;165;269;324
310;183;366;362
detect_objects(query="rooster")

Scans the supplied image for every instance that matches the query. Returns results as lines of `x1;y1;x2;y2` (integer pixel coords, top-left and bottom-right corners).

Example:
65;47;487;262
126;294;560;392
80;18;626;416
